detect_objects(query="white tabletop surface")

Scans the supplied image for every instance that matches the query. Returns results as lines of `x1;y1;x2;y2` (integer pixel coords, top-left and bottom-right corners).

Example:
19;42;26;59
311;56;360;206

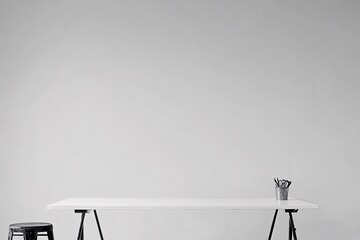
47;198;319;210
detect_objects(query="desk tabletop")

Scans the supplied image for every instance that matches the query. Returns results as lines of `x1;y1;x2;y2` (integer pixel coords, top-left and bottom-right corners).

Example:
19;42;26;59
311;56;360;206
47;198;319;210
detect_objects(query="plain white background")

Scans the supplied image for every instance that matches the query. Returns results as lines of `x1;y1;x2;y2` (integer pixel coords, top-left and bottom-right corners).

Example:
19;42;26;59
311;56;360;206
0;0;359;239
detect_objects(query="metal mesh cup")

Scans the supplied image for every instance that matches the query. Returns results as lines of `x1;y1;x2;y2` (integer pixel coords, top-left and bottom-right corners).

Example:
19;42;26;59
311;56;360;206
275;187;289;200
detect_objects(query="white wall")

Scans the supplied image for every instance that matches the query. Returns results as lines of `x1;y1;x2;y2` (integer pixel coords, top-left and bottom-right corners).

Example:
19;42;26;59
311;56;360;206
1;0;359;239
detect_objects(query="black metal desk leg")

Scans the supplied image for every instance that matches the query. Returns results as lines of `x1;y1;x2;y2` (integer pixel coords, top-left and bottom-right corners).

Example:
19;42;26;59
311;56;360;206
77;213;86;240
286;209;298;240
94;210;104;240
268;209;278;240
288;219;292;240
289;212;298;240
75;210;91;240
74;209;105;240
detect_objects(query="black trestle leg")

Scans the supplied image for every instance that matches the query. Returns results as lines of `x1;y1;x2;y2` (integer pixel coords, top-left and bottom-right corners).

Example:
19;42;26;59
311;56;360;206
75;210;104;240
288;218;292;240
94;210;104;240
80;224;84;240
77;213;86;240
268;209;278;240
288;211;298;240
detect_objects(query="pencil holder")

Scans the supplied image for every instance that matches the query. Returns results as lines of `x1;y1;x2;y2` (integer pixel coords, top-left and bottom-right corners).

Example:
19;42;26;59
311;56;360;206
275;187;289;200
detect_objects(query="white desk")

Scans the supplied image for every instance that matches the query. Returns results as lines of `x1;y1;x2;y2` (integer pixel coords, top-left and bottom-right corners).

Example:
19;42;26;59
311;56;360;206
48;198;319;240
47;197;318;210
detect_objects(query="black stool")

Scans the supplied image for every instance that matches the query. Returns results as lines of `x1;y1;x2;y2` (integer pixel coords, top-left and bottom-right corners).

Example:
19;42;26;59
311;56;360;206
8;223;54;240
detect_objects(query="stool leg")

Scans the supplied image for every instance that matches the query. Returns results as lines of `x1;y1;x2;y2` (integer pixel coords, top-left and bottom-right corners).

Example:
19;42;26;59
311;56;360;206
8;230;13;240
23;231;37;240
47;230;55;240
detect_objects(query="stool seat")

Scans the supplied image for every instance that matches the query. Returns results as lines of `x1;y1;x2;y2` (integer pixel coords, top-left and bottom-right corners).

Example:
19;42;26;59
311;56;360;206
10;223;53;232
8;222;54;240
